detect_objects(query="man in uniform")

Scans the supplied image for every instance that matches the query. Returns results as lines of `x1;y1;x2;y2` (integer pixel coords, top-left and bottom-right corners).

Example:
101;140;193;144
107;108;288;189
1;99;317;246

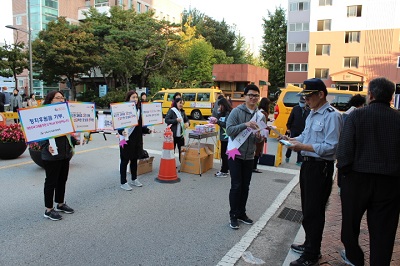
279;78;343;266
337;77;400;266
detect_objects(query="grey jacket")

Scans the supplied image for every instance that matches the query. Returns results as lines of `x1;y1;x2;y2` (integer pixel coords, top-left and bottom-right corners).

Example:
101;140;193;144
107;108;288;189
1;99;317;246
226;104;265;160
10;94;22;109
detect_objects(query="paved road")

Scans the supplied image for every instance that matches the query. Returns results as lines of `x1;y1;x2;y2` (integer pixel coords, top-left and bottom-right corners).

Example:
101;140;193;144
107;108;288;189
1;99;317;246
0;124;299;265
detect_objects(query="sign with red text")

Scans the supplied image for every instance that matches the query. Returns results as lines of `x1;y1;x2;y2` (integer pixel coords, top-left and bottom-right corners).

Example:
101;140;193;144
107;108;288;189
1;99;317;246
110;102;138;129
18;102;75;142
141;102;163;126
68;102;96;132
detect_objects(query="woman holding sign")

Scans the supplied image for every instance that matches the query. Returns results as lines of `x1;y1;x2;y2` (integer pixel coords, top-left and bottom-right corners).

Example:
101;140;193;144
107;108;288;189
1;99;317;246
119;91;152;191
40;91;78;221
165;97;189;163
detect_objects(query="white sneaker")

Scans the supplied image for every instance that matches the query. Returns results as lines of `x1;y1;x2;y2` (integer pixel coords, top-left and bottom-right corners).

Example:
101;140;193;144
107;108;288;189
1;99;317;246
215;172;228;177
131;179;143;187
120;183;132;191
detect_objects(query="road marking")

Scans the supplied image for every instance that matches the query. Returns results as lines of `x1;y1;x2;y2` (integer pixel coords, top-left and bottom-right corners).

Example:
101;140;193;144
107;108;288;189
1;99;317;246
216;169;299;266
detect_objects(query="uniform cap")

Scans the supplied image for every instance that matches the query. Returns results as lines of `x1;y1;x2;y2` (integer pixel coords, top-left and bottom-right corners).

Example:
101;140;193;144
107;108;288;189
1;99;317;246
299;78;327;96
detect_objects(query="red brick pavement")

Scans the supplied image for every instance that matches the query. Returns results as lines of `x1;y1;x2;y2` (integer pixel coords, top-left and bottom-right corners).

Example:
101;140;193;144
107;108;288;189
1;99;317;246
319;183;400;265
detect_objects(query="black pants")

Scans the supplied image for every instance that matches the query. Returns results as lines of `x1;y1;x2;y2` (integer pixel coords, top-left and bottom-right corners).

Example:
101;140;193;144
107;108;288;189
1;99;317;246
220;141;228;173
43;159;70;209
300;160;333;260
173;136;184;162
120;158;138;184
341;171;400;266
13;107;19;123
228;158;253;218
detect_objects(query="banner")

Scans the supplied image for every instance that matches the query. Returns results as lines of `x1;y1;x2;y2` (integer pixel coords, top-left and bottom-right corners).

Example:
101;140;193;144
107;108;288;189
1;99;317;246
141;102;163;126
68;102;96;132
18;102;75;142
110;102;138;129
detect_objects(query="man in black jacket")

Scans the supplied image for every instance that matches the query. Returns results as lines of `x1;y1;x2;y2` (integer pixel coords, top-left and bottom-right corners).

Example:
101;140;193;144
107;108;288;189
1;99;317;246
337;77;400;266
0;89;5;112
285;96;310;166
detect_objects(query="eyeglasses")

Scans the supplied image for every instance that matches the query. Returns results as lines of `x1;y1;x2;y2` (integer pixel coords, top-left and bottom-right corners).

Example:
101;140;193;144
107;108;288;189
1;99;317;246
54;96;65;100
246;94;260;99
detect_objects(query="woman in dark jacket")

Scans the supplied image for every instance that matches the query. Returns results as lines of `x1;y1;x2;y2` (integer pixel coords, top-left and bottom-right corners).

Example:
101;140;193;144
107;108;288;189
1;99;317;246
253;97;270;173
40;90;78;221
214;97;232;177
119;90;151;191
165;97;189;163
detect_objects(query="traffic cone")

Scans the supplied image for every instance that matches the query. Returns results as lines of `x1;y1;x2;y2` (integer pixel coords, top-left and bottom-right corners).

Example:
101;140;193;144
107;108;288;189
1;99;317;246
156;126;180;183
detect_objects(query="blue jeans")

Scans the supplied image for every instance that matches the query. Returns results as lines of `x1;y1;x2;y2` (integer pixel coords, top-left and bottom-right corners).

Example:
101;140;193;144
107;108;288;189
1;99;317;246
228;158;254;218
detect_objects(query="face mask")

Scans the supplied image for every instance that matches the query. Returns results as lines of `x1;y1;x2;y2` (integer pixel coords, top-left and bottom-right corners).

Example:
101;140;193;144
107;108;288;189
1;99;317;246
299;102;305;108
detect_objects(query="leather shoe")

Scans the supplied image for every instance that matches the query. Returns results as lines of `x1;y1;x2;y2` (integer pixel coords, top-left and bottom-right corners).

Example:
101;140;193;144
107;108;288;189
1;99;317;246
252;169;262;173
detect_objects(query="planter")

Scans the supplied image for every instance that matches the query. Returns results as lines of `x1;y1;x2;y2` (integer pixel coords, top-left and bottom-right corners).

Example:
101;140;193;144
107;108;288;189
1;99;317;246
0;141;27;159
29;149;45;168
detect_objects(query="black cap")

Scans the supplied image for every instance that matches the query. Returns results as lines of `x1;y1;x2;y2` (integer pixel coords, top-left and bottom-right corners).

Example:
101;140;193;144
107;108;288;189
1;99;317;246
299;78;327;96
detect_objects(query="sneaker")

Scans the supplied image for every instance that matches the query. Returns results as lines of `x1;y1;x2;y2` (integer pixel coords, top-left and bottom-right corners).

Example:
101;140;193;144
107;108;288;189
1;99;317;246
291;243;305;254
131;179;143;187
214;171;221;176
289;256;319;266
291;244;322;258
296;162;302;166
121;183;132;191
285;158;290;163
215;172;228;177
229;218;240;229
55;203;74;214
340;250;355;266
44;209;62;221
238;215;254;225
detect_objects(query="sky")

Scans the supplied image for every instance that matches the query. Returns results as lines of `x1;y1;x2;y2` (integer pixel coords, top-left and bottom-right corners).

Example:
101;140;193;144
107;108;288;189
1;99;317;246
0;0;13;44
0;0;288;53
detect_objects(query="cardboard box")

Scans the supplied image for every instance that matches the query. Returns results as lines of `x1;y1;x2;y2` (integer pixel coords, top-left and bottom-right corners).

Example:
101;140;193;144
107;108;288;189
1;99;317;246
180;144;214;174
137;156;154;175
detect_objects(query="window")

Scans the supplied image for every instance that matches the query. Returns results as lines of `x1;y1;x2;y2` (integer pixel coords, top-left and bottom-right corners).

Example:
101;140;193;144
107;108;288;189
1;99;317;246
289;22;309;32
347;5;362;17
182;93;196;102
397;56;400;68
317;19;331;31
315;68;329;79
344;57;359;68
290;1;309;11
95;0;108;7
288;63;308;72
316;44;331;55
137;2;141;13
196;93;210;101
319;0;332;6
15;16;22;25
292;83;303;88
152;92;165;101
288;43;308;52
345;31;360;43
145;5;149;12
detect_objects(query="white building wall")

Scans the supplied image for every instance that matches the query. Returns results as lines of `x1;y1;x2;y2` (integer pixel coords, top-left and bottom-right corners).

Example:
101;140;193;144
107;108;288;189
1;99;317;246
287;0;310;43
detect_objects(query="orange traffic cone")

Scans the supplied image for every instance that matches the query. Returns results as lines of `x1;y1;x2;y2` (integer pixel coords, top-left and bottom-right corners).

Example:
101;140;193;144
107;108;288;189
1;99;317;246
156;126;180;183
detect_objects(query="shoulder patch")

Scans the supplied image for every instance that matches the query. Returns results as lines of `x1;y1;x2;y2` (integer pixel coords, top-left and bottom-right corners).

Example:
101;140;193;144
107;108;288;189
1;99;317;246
327;107;334;112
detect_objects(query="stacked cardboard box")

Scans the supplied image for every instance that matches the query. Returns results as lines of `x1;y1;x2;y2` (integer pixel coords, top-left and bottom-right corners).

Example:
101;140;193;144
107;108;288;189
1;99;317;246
137;157;154;175
180;144;214;174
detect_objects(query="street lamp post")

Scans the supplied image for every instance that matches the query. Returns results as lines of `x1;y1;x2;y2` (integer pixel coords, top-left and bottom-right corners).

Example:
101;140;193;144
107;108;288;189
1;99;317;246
5;0;33;95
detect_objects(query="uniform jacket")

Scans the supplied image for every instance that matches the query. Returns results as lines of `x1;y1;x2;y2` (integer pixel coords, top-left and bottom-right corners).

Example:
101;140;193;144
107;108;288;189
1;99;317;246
337;101;400;177
165;107;189;138
226;104;265;160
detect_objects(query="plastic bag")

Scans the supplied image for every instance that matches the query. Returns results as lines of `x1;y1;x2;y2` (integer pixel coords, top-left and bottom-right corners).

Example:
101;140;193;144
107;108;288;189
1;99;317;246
241;251;266;265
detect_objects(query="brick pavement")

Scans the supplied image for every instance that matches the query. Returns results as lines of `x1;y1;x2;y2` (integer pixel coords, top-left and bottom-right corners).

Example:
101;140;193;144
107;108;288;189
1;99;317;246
318;182;400;265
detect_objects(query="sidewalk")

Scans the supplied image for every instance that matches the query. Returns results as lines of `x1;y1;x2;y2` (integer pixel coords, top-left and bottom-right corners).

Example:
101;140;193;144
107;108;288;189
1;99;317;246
285;180;400;265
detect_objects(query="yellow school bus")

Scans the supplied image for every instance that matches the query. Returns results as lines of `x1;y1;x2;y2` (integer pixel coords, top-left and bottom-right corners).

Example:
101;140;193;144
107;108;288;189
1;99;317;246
151;88;222;120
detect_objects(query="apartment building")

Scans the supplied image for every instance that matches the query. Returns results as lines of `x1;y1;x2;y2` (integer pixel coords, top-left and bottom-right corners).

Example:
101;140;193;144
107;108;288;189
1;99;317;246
286;0;400;91
10;0;183;97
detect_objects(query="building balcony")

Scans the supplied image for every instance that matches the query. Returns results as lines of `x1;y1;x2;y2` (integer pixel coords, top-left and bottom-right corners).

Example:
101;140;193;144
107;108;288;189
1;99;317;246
78;5;110;21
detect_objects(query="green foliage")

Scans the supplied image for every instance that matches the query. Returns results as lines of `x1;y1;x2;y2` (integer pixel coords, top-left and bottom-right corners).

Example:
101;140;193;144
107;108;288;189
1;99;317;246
261;7;287;93
0;42;28;85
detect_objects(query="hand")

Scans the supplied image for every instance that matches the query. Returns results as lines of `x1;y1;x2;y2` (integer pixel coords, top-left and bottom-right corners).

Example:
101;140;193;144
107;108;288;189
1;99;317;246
177;118;182;123
277;134;289;141
122;131;128;136
286;130;291;136
287;141;302;152
48;145;54;153
184;122;189;129
245;121;259;130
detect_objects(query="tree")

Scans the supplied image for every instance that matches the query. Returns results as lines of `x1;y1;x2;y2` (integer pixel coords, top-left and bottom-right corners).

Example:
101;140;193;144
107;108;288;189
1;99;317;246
0;42;28;90
32;17;99;100
261;7;287;93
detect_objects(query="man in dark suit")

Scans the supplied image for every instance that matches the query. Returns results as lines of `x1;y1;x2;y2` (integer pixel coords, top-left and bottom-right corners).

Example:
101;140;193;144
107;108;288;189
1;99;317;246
337;77;400;266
